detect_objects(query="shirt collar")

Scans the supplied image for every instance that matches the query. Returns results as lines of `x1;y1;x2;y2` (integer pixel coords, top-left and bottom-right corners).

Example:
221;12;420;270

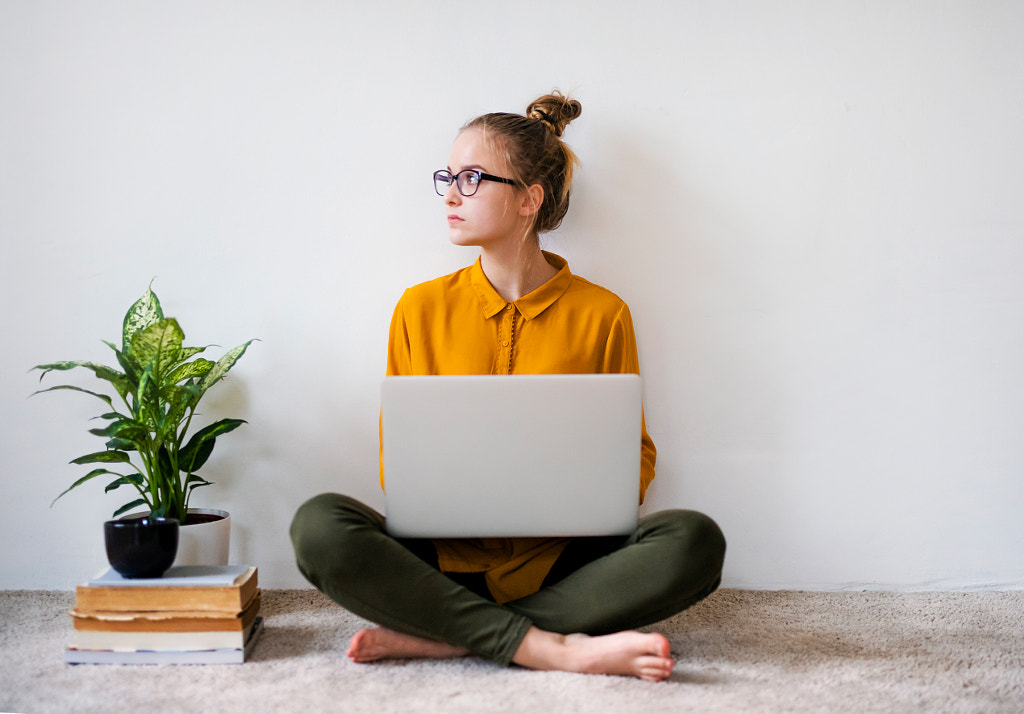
470;252;573;320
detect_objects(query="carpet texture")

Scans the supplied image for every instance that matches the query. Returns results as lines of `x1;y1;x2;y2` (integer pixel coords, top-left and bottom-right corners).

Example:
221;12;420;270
1;589;1021;713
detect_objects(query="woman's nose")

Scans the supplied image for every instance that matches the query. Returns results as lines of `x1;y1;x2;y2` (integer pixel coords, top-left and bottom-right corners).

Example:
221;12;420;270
445;183;461;205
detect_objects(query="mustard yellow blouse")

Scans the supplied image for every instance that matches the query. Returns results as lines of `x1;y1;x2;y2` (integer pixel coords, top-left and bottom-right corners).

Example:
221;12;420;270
380;252;656;603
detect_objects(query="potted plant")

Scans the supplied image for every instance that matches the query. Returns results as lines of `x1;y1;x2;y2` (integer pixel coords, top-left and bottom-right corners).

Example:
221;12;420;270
32;284;254;567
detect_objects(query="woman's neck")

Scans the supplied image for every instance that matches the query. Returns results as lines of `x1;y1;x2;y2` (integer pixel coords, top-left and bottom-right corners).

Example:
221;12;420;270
479;240;559;302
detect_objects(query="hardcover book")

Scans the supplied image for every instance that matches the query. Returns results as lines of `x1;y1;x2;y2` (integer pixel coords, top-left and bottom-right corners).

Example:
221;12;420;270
70;609;262;652
65;617;263;665
75;565;258;613
71;591;261;634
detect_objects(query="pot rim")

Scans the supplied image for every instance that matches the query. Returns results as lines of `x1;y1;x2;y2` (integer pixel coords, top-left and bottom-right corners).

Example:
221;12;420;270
105;516;179;529
182;508;230;520
122;508;230;524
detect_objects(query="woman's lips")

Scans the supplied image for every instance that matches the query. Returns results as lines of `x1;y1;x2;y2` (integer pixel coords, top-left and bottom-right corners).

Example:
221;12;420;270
447;215;464;223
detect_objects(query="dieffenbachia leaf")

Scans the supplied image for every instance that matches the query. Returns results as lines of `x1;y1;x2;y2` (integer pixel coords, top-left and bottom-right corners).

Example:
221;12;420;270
93;411;132;423
104;418;150;444
181;437;215;473
104;473;144;493
107;342;141;392
105;437;138;451
130;318;184;382
179;418;246;472
122;286;163;353
166;358;214;385
32;359;132;403
180;346;210;361
112;499;148;518
31;384;114;410
185;472;213;494
134;365;157;427
33;360;126;385
195;340;255;397
70;450;132;465
51;467;125;505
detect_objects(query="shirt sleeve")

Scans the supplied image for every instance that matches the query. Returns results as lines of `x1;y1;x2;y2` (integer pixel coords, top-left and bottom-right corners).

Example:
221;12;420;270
380;292;413;491
603;303;657;504
386;290;413;377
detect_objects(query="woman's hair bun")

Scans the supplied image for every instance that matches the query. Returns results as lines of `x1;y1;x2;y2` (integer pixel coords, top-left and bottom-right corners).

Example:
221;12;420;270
526;90;582;137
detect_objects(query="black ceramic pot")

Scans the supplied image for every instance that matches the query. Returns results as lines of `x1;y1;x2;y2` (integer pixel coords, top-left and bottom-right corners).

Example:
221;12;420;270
104;517;179;579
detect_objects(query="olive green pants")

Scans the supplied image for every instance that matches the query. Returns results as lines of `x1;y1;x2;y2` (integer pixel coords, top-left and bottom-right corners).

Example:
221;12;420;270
289;493;725;666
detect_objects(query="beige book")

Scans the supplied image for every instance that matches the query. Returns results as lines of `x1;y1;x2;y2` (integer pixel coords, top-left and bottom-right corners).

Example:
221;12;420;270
71;591;260;633
75;565;257;614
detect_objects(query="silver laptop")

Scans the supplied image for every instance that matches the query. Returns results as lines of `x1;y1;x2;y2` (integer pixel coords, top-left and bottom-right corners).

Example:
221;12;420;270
381;374;642;538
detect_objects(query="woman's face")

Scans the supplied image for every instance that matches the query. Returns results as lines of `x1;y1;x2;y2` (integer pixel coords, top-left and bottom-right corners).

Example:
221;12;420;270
443;128;529;250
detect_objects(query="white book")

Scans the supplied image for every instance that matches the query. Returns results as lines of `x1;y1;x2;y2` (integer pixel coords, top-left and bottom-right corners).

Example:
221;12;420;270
88;565;251;587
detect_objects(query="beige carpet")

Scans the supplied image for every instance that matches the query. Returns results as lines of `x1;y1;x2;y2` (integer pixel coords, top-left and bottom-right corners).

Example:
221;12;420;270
1;589;1022;713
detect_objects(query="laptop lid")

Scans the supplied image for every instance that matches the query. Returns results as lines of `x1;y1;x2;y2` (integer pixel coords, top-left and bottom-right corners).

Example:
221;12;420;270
381;374;642;538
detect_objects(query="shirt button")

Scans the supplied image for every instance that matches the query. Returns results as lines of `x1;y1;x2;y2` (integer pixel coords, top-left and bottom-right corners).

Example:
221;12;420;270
502;341;509;347
506;305;514;311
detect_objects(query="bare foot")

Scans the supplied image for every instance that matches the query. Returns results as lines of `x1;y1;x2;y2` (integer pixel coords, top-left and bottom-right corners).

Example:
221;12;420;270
346;627;470;663
513;627;674;682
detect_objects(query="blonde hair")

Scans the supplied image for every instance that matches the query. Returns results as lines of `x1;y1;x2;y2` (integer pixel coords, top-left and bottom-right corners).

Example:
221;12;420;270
462;90;582;235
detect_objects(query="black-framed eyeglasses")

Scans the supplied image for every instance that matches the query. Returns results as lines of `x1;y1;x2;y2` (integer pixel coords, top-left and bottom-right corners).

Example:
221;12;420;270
433;169;517;197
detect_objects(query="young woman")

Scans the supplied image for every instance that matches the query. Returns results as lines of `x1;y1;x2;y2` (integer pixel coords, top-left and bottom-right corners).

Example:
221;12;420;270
290;92;725;682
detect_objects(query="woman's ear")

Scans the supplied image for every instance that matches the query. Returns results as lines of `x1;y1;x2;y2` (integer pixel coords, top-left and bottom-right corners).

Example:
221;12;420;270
519;184;544;217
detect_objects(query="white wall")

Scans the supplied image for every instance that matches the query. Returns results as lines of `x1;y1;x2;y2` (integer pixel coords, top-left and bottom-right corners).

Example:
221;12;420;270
2;1;1022;590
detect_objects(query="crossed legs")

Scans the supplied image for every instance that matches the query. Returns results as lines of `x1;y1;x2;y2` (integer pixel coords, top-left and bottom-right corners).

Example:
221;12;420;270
289;493;725;681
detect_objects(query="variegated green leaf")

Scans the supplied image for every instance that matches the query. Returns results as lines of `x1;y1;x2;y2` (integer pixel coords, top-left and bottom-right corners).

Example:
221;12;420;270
180;346;210;360
105;437;137;451
70;450;131;465
164;382;201;412
31;360;81;376
181;435;215;473
156;384;196;444
106;419;149;444
93;411;132;423
104;473;144;493
134;365;156;426
32;361;128;395
166;358;214;385
130;318;184;381
109;342;141;386
195;340;255;396
31;384;114;410
157;445;173;481
122;286;163;353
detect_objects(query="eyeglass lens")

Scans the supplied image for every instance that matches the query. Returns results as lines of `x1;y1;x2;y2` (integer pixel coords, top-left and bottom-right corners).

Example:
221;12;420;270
434;169;485;197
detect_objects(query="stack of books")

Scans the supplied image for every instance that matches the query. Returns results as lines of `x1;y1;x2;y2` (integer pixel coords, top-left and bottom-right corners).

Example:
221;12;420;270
65;564;262;664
